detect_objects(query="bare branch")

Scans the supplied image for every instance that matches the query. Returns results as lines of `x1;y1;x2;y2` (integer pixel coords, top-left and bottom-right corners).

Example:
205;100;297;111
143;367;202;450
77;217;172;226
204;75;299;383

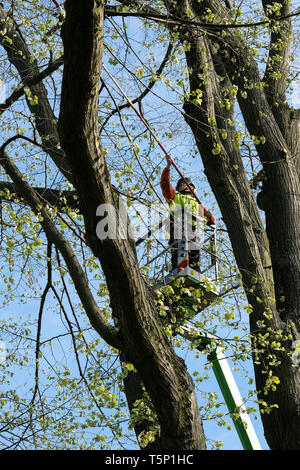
100;42;173;130
262;0;293;104
105;4;300;30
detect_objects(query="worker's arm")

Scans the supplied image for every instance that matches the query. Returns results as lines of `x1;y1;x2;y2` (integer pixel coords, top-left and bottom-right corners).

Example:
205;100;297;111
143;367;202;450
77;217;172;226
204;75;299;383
160;162;176;203
202;204;216;226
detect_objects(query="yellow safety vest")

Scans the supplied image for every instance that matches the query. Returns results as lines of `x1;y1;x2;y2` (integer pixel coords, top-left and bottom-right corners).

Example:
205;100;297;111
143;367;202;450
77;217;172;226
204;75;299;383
168;193;200;243
169;193;199;221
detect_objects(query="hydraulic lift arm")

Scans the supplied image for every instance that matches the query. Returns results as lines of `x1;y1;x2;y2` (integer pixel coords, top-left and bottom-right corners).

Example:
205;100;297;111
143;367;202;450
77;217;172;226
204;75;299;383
178;323;262;450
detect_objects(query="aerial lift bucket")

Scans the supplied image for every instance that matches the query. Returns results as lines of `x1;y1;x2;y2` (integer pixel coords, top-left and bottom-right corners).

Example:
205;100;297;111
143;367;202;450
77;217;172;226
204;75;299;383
153;215;220;313
140;214;261;450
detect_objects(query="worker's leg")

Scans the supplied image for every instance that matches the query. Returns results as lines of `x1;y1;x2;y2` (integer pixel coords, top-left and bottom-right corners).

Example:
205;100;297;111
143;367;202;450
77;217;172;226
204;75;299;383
171;246;178;271
189;250;200;272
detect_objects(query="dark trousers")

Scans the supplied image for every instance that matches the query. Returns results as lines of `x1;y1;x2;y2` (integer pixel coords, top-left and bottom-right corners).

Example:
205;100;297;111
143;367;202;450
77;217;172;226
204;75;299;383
171;244;200;272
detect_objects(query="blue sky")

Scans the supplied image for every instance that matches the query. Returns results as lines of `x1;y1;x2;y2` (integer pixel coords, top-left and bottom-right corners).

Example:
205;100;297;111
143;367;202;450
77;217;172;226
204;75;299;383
1;0;292;450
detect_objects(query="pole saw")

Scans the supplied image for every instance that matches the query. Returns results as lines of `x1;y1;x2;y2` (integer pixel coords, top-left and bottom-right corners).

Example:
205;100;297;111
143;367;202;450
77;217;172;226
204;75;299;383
101;64;205;208
50;0;205;211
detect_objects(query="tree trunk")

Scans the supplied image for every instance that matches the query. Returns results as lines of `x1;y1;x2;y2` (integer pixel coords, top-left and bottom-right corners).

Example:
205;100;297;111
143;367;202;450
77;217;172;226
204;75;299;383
57;0;205;450
164;0;300;450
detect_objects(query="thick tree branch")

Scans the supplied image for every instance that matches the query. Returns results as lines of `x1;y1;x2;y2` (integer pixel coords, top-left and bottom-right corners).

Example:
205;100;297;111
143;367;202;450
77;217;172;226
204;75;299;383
0;56;64;115
105;4;300;29
0;180;79;211
0;6;72;184
260;1;300;175
0;148;120;350
262;0;293;104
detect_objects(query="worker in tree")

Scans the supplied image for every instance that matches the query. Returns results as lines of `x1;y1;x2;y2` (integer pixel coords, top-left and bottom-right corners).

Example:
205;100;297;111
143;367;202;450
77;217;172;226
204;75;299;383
160;154;216;272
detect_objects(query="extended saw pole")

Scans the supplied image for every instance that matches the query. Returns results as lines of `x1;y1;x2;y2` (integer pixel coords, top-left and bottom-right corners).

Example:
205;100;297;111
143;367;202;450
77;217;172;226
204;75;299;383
102;64;204;207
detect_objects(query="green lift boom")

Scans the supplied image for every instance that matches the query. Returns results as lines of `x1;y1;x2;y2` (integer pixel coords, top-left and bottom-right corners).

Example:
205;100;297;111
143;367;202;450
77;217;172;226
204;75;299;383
178;322;262;450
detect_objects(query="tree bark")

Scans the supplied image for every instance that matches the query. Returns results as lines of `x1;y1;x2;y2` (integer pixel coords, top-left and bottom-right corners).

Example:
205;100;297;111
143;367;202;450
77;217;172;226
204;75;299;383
0;2;168;449
164;0;300;450
1;0;299;450
57;0;205;450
